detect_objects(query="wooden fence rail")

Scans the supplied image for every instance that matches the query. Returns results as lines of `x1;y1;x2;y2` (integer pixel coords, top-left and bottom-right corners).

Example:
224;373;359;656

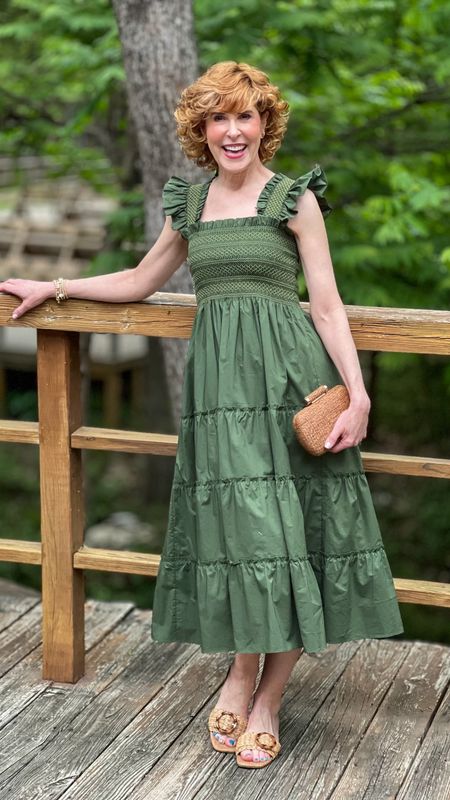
0;292;449;682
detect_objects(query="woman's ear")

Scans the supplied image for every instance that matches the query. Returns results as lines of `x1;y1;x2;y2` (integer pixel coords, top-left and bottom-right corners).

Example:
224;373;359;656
261;110;269;136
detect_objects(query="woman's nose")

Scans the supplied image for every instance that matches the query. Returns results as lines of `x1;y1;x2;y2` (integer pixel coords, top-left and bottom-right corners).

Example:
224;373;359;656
226;118;240;136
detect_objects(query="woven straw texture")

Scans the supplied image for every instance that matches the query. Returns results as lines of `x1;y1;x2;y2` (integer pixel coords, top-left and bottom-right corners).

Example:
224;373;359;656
151;167;404;655
236;730;281;757
292;384;350;456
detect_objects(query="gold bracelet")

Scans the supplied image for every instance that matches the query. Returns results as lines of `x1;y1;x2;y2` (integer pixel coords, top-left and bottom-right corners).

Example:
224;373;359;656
53;277;68;303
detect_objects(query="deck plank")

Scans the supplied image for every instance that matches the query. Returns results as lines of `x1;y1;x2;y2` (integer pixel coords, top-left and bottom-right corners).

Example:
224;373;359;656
1;598;134;679
0;594;40;635
0;600;134;731
0;594;448;800
56;648;228;800
278;639;409;800
0;603;44;676
0;608;192;796
2;614;197;800
396;682;450;800
128;641;362;800
329;641;450;799
188;639;410;800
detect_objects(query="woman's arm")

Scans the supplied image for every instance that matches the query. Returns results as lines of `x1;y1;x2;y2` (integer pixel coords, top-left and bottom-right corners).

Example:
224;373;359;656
0;216;188;319
287;189;370;453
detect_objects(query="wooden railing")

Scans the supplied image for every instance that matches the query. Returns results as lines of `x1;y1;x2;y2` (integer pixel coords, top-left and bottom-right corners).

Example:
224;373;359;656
0;292;449;682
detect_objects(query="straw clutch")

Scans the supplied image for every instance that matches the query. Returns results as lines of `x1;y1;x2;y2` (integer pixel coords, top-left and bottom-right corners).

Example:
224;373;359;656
292;384;350;456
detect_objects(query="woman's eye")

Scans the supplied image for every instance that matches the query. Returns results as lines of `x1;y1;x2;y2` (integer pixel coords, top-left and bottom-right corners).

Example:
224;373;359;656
240;113;252;119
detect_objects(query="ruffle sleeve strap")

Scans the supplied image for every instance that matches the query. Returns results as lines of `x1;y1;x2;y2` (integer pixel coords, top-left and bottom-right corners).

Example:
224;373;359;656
162;175;190;239
280;164;332;223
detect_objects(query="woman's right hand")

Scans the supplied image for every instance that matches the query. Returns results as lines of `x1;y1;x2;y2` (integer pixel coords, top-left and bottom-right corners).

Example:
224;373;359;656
0;278;54;320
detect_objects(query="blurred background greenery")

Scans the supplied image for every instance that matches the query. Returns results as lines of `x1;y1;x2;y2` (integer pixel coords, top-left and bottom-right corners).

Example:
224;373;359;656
0;0;449;644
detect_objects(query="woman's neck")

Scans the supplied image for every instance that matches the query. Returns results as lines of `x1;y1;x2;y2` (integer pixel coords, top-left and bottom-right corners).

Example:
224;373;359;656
213;163;274;192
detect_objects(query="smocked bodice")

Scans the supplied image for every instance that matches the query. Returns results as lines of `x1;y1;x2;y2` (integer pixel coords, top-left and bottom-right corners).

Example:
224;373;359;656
162;166;332;306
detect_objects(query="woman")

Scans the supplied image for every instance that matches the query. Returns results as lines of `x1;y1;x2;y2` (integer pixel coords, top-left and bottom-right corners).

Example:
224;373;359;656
0;61;404;769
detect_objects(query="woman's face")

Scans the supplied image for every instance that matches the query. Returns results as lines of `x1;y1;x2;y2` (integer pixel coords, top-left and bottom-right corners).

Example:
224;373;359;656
204;105;267;173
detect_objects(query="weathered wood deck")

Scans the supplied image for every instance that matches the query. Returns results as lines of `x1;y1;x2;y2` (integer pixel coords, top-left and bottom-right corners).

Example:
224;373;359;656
1;586;449;800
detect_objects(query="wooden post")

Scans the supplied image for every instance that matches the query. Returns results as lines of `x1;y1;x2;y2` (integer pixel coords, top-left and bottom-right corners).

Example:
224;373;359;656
37;329;85;682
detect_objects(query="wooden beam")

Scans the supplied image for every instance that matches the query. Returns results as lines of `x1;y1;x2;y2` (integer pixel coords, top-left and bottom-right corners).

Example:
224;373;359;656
343;304;450;355
0;420;448;480
70;427;450;480
0;293;196;340
0;539;41;564
0;419;40;444
362;451;450;479
1;294;449;354
71;426;178;455
394;578;450;607
37;329;85;682
74;546;160;576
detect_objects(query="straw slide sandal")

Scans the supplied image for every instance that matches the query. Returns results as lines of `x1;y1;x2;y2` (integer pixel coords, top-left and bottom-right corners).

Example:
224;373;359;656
235;730;281;768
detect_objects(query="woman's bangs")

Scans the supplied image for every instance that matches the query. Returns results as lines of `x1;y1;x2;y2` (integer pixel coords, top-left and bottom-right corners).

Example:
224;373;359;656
208;85;262;115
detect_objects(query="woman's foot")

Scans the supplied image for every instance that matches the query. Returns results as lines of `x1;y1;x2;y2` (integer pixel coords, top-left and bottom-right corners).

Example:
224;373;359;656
210;656;259;748
238;698;280;763
236;647;300;762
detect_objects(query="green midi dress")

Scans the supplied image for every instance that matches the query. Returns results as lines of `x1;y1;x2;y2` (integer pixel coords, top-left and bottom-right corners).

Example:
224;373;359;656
150;164;404;655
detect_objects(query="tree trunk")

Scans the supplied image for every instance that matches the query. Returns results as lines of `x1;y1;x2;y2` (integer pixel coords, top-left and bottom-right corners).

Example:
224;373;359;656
112;0;202;499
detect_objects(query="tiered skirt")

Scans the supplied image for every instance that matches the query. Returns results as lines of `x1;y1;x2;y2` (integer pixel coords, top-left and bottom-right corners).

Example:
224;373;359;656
150;295;404;653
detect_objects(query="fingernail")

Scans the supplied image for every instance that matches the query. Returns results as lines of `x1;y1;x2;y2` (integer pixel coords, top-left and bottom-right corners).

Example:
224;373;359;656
324;441;331;448
12;312;17;319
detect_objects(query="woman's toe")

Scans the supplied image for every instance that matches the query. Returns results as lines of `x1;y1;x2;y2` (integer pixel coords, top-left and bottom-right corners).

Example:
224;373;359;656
212;731;236;746
240;747;269;762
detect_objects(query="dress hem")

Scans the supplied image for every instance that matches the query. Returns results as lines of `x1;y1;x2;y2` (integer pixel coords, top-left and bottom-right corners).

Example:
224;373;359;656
150;626;405;655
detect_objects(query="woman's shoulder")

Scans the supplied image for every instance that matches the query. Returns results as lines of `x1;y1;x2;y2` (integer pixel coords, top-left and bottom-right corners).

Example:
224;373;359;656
162;175;192;207
162;173;214;237
278;164;332;222
161;175;193;237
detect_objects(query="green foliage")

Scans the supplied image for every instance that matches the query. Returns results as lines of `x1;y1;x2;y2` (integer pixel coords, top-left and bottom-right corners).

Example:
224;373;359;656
195;0;450;310
0;443;41;592
375;352;450;447
3;0;449;305
8;388;38;420
0;0;125;188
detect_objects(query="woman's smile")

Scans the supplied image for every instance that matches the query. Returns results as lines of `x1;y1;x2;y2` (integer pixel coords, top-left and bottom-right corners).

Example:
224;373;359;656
222;143;248;159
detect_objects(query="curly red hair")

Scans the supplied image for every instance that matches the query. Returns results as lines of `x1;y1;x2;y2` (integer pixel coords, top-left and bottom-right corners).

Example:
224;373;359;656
174;61;290;171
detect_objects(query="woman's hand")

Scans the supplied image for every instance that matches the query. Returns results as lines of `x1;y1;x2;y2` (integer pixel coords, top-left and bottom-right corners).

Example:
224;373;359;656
324;395;371;453
0;278;54;320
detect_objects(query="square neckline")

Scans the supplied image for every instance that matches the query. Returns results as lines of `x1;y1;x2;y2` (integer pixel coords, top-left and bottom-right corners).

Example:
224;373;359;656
196;171;282;226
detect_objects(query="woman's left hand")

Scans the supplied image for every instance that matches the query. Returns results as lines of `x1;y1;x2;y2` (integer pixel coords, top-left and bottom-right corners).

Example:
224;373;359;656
324;396;371;454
